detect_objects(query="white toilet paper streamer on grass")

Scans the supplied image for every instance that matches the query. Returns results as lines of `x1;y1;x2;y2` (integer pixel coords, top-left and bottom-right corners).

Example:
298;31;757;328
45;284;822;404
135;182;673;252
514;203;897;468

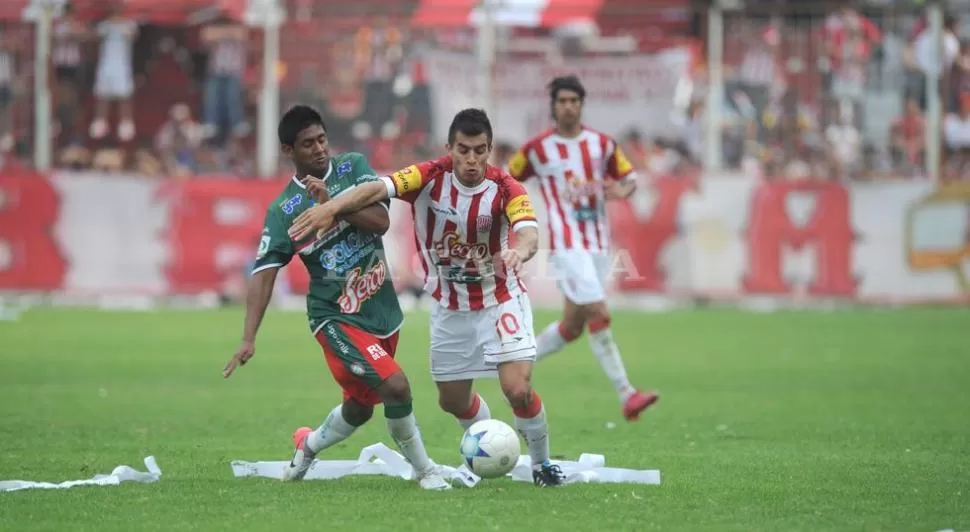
231;443;661;487
0;456;161;493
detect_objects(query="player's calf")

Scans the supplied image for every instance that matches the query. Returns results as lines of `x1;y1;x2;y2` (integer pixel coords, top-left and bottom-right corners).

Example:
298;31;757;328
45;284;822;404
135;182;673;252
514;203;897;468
437;380;491;431
497;361;564;487
584;307;659;421
535;314;584;361
283;400;370;482
378;371;451;490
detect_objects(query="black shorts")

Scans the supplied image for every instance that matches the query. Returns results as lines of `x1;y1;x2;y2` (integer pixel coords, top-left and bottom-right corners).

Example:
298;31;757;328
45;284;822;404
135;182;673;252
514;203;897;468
55;65;80;81
0;86;11;109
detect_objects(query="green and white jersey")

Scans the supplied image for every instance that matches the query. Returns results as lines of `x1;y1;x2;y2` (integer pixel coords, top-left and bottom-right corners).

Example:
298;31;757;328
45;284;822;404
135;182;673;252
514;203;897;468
252;152;403;337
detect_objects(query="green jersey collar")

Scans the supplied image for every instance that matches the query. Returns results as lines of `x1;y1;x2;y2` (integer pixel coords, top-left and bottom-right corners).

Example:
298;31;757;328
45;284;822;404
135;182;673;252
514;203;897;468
291;159;334;189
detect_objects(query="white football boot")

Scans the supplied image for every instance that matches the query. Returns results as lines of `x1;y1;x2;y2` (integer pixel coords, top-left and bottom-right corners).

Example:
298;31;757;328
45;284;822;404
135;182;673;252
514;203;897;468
281;431;316;482
415;464;452;490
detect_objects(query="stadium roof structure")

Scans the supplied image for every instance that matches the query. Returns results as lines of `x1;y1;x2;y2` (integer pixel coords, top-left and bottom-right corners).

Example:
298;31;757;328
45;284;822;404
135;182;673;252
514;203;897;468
4;0;247;24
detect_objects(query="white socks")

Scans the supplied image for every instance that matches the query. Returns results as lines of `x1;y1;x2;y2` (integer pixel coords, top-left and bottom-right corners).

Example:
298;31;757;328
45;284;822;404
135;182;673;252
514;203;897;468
306;405;436;476
386;413;434;474
535;322;568;360
588;325;636;403
456;393;491;431
306;404;358;453
513;393;550;467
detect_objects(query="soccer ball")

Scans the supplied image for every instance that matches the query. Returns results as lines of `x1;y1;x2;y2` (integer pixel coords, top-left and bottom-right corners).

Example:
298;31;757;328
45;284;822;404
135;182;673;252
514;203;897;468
459;419;521;479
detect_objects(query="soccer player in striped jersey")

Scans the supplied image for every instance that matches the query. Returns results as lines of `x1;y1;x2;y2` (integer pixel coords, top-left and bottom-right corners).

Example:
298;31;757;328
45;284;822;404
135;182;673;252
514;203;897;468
290;108;567;487
507;75;659;422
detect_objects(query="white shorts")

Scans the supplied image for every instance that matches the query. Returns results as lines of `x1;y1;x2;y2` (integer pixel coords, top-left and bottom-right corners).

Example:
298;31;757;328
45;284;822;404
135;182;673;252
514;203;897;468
550;250;611;305
429;292;537;382
94;65;134;100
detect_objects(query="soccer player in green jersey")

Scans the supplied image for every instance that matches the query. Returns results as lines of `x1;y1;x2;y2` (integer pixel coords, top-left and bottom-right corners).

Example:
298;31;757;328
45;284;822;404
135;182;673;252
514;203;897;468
222;105;450;490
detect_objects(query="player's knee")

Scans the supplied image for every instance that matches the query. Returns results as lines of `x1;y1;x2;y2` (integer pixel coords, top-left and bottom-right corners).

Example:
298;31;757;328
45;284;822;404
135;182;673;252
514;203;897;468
560;316;586;341
378;372;412;405
501;380;533;410
343;400;374;426
437;393;469;417
585;305;611;332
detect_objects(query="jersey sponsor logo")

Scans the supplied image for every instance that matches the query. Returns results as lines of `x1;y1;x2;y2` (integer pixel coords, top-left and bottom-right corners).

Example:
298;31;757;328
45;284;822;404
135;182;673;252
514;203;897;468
338;261;387;314
337;161;353;176
563;170;600;202
391;165;422;195
319;231;379;273
434;231;490;261
440;264;489;284
280;194;303;215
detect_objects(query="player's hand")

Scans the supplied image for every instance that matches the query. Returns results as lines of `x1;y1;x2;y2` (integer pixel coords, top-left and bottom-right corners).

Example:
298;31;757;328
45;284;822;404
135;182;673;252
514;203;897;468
289;204;336;241
302;176;330;204
500;249;524;274
223;340;255;378
604;180;636;200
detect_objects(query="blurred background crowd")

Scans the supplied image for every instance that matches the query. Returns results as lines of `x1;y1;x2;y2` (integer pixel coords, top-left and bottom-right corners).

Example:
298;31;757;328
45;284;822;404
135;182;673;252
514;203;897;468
1;0;968;180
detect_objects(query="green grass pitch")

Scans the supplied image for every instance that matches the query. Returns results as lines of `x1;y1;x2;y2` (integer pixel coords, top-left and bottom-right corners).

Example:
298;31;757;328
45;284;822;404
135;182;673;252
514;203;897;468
1;307;968;531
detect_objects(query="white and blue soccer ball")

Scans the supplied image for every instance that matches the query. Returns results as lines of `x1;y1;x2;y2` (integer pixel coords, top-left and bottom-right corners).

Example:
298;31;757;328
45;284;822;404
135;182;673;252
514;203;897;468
459;419;521;479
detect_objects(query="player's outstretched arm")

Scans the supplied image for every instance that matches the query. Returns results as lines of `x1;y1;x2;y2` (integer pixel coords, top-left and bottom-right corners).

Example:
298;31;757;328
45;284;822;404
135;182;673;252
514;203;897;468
223;268;278;378
340;205;390;235
288;181;389;241
304;175;389;235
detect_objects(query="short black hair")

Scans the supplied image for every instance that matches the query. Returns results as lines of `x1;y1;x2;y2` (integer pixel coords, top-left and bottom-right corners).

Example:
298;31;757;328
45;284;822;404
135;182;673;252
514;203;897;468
447;108;493;145
548;75;586;102
278;105;327;146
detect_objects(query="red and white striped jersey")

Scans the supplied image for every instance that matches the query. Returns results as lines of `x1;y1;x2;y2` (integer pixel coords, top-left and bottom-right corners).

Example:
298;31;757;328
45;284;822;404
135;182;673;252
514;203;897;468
380;156;539;311
508;127;636;252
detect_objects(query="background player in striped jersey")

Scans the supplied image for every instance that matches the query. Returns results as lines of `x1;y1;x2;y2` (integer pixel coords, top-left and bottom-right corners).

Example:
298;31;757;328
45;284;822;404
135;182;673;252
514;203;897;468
290;108;567;487
507;75;659;422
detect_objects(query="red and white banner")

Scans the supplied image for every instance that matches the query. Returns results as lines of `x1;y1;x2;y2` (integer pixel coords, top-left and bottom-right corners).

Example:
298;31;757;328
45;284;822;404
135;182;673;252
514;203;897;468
2;169;969;306
422;46;692;146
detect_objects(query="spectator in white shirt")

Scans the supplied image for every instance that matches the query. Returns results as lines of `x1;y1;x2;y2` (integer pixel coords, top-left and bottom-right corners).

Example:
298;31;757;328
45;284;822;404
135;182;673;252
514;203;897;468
943;94;970;177
913;15;960;80
825;102;862;180
90;4;138;142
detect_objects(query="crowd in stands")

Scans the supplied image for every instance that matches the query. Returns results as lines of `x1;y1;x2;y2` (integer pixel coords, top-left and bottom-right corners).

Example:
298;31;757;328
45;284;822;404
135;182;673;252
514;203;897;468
698;4;970;180
0;1;968;180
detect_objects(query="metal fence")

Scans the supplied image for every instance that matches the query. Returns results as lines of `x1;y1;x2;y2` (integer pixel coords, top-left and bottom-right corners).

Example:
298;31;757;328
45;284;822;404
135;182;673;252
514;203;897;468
1;0;968;179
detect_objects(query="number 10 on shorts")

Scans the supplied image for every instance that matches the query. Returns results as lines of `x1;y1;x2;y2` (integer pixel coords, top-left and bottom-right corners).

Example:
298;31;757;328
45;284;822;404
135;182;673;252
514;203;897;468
496;312;522;345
